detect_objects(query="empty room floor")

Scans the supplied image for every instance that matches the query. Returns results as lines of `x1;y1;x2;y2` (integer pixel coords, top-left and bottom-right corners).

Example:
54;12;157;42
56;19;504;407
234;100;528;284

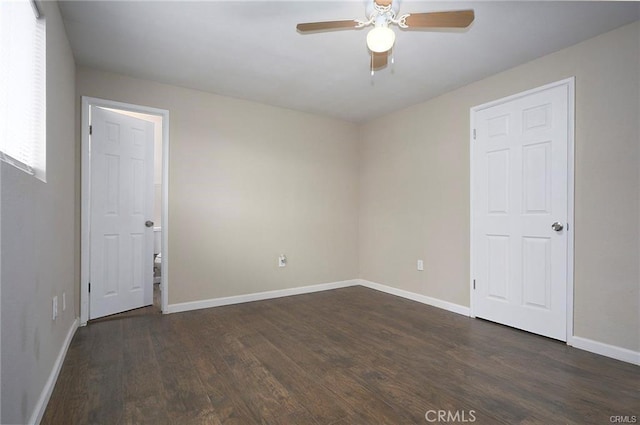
42;286;638;424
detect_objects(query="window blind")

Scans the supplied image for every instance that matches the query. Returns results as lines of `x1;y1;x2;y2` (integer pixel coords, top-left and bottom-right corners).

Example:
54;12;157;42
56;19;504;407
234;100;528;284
0;0;45;178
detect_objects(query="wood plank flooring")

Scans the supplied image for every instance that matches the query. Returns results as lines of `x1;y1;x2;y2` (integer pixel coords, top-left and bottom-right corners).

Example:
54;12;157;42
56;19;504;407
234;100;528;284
42;286;639;424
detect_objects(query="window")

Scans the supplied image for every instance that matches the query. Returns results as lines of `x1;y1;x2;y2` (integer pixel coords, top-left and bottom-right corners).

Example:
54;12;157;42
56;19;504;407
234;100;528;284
0;0;46;180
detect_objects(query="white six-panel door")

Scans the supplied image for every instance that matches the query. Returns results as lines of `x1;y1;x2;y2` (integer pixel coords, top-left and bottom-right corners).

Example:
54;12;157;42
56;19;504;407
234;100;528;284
472;81;571;341
90;107;154;319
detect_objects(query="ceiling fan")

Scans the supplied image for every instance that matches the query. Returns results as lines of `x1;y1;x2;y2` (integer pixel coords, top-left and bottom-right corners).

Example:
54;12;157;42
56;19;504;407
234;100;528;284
296;0;475;73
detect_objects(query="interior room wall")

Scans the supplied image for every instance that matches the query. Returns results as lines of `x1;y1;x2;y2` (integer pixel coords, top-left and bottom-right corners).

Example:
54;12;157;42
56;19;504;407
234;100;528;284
358;21;640;352
76;68;360;306
0;2;77;423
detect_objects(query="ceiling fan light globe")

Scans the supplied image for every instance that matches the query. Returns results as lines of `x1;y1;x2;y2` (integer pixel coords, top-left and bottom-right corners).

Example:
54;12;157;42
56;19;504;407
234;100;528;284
366;26;395;53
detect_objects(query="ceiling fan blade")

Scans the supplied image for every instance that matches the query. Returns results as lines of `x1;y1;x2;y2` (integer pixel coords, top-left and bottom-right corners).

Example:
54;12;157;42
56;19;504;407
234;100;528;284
372;52;388;70
404;10;475;29
296;20;359;33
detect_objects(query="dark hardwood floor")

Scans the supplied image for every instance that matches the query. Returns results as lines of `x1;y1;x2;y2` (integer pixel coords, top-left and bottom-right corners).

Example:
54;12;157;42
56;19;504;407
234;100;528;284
89;283;162;324
42;286;639;424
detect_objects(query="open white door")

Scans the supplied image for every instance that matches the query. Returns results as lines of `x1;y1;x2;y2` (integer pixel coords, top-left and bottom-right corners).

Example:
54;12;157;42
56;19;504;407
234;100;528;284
471;80;572;341
89;107;154;319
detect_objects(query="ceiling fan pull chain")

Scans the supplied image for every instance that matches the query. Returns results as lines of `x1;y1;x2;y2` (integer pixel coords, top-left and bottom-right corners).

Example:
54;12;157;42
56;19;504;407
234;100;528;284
371;58;375;81
370;52;376;79
390;51;395;74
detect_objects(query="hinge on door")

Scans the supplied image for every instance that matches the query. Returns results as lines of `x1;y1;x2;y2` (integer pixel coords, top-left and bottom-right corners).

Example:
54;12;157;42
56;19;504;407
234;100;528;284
473;129;476;140
473;279;476;290
89;125;92;135
88;282;91;293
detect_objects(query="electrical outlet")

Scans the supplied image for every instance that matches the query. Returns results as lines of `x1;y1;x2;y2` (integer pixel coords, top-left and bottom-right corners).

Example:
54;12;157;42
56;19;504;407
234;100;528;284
62;292;66;311
278;254;287;268
52;296;58;321
417;260;424;271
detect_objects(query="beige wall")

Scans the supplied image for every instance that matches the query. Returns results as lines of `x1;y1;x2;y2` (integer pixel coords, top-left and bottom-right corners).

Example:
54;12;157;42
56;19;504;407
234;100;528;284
76;68;360;305
1;2;77;423
359;21;640;351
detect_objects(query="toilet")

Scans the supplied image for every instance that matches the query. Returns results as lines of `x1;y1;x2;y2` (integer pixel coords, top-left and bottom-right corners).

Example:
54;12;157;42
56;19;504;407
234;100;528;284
153;227;162;283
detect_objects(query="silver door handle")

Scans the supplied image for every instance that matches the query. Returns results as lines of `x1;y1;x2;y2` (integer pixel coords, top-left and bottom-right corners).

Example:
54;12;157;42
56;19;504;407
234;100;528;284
551;222;564;232
145;220;154;228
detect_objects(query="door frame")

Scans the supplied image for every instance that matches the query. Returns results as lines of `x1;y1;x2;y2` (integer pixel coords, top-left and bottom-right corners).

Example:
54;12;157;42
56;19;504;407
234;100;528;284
469;77;575;342
80;96;170;325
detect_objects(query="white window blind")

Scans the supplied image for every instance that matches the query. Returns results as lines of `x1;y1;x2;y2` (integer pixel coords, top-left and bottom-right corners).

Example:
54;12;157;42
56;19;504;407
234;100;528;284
0;0;46;179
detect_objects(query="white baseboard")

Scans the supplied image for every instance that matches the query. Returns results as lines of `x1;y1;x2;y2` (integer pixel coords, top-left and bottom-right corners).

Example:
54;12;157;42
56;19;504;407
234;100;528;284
358;279;470;316
166;279;359;314
166;279;470;316
166;278;638;366
29;317;79;425
568;335;640;365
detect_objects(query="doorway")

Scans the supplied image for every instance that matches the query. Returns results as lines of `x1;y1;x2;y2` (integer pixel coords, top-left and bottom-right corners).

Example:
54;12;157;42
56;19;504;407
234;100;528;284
470;78;574;341
80;97;169;325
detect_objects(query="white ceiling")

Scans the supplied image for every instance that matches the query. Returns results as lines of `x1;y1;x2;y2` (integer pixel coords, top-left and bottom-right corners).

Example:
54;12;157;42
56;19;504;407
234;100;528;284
58;1;640;123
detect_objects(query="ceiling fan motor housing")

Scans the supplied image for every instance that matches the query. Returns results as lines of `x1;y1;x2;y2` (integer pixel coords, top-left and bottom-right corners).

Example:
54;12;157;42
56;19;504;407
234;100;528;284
366;0;400;20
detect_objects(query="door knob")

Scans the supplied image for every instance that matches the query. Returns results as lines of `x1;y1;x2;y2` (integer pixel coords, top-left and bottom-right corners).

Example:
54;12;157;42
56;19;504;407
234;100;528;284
551;222;564;232
145;220;154;228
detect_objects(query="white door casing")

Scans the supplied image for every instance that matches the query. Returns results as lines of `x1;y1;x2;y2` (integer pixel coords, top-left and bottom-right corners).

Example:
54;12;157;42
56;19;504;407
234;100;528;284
471;79;573;341
89;107;154;319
